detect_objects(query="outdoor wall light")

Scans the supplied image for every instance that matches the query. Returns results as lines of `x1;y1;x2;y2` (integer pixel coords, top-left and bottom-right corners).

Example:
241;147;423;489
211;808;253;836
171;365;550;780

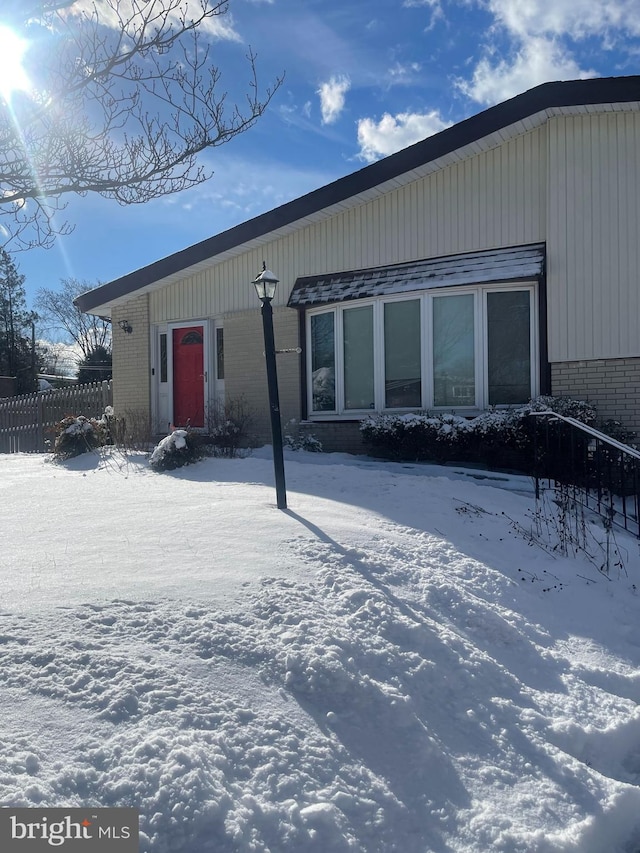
118;319;133;334
252;262;287;510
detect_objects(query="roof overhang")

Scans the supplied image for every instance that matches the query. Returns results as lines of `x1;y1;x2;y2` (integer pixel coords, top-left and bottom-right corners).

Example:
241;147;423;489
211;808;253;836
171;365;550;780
288;243;545;308
75;75;640;317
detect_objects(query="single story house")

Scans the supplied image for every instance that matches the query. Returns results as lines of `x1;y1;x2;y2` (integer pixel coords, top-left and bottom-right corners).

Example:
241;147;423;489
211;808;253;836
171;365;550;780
76;75;640;452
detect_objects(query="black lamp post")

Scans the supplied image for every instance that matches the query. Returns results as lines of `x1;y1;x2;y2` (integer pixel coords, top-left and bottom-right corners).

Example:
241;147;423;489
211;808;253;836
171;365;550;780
253;263;287;510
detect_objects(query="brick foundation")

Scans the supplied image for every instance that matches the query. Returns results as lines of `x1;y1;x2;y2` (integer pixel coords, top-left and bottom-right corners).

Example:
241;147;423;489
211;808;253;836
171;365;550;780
551;357;640;437
297;421;367;455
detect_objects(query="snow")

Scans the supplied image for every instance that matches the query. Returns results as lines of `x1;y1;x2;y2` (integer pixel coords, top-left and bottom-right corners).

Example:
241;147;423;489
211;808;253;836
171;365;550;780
1;446;640;852
149;429;189;468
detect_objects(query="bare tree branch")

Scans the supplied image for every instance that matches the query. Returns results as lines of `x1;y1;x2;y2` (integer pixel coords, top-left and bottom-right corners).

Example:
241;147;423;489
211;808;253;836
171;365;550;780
0;1;284;249
35;278;111;357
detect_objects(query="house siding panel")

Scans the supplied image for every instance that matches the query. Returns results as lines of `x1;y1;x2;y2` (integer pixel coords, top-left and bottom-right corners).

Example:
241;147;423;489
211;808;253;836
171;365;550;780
547;112;640;362
149;126;547;325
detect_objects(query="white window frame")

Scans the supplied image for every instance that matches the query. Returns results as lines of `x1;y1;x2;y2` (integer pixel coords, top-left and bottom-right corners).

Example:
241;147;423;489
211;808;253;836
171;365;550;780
306;281;538;418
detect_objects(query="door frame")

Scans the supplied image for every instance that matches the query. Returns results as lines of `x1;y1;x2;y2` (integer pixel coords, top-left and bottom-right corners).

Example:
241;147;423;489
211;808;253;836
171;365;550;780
151;319;225;434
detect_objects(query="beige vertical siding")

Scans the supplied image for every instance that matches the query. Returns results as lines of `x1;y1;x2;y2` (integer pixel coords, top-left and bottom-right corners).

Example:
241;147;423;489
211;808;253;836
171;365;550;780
547;111;640;362
149;126;547;324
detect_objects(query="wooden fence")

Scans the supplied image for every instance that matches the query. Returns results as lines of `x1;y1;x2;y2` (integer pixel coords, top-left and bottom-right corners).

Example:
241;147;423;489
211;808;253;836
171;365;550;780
0;381;113;453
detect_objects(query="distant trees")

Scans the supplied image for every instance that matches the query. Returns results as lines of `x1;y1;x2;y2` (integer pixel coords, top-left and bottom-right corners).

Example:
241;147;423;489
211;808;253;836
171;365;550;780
0;249;39;392
77;344;112;384
0;1;283;250
35;278;111;360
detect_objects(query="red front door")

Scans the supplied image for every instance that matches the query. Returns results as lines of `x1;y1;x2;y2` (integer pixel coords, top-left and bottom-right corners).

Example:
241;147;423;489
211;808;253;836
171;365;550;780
172;326;205;427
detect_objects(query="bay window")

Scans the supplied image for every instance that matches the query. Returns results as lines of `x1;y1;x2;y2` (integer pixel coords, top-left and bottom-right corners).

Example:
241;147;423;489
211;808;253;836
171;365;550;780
344;305;375;409
486;290;531;405
432;293;475;407
306;283;537;416
384;300;422;408
310;312;335;411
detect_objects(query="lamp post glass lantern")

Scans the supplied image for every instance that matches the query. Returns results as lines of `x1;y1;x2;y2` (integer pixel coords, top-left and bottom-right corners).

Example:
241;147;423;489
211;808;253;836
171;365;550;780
253;268;278;302
253;264;287;509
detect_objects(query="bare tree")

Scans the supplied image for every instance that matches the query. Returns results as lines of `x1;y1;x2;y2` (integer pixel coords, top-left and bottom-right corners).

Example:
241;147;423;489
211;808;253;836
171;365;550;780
36;277;111;357
0;1;283;249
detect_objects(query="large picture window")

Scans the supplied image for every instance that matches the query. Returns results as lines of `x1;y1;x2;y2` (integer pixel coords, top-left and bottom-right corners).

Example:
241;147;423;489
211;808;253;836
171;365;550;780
307;284;537;416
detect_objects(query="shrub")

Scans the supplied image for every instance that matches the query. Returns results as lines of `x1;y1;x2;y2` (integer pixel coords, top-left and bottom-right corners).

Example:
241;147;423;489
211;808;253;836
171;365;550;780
111;408;153;451
52;415;106;460
525;395;597;424
284;419;323;452
149;429;201;471
204;396;255;457
359;395;598;469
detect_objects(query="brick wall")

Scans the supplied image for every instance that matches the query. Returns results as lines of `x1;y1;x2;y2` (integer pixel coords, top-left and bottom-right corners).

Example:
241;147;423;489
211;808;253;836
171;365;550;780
552;357;640;435
225;306;301;444
297;420;366;455
112;295;151;435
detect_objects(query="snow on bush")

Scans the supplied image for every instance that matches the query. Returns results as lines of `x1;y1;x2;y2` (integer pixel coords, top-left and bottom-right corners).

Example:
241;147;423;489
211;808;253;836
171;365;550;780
149;429;201;471
52;415;106;460
360;396;597;466
284;420;323;452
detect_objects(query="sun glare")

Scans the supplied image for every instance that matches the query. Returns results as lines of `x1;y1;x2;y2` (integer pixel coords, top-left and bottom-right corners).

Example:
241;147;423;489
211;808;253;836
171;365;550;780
0;25;31;102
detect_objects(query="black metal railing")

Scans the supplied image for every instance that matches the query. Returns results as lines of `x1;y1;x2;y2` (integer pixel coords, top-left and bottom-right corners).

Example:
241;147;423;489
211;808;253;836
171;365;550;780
530;411;640;538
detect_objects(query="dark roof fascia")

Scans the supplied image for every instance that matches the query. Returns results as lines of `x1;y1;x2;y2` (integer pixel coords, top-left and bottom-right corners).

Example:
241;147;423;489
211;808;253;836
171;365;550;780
75;75;640;314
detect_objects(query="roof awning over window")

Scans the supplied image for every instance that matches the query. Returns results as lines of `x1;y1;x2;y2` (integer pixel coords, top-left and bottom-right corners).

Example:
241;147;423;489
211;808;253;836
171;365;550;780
288;243;545;308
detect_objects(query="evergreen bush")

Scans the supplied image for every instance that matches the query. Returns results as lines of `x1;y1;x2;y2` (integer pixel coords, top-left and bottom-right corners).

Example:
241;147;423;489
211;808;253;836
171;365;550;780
284;420;323;452
52;415;106;459
359;396;598;470
149;429;201;471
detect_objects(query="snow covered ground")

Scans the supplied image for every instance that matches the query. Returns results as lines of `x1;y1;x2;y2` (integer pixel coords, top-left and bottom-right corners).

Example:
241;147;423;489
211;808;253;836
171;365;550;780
1;447;640;852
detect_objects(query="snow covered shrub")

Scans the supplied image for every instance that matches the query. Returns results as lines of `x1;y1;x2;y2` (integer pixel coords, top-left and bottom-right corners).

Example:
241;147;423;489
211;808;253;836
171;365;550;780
360;412;475;462
52;415;107;460
97;405;115;445
599;419;637;447
360;395;598;470
526;395;597;424
284;419;323;452
149;429;201;471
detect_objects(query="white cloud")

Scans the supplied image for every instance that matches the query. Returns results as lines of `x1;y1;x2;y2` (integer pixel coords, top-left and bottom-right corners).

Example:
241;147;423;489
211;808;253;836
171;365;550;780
61;0;240;41
457;0;640;107
317;74;351;125
402;0;440;7
388;61;423;84
486;0;640;41
357;109;452;163
457;36;596;105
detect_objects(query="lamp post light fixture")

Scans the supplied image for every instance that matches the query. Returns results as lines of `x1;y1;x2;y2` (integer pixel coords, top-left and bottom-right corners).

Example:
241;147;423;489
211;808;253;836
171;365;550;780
253;263;287;510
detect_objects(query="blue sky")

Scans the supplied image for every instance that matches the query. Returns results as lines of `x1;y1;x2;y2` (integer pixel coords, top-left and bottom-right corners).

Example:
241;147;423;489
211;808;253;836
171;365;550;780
8;0;640;317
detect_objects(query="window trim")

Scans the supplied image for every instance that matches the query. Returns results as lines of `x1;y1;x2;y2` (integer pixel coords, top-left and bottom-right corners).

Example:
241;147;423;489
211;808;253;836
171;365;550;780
305;281;539;418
